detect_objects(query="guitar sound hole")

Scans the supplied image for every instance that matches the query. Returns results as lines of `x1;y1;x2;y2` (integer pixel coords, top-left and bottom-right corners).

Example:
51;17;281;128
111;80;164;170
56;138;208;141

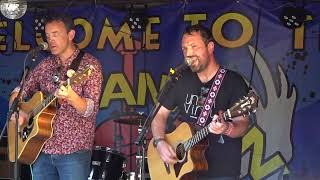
22;128;28;141
176;143;185;161
27;117;34;126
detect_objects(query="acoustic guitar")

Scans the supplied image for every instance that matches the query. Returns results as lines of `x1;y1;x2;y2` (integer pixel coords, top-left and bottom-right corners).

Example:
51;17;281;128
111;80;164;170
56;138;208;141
8;65;94;164
147;91;259;180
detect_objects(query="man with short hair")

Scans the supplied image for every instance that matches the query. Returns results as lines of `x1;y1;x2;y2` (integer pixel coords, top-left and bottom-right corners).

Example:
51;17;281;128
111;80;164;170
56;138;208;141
9;14;103;180
151;24;250;179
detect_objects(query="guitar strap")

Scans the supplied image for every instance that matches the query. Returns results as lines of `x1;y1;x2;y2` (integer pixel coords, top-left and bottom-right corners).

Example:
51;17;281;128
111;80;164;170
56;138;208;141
64;50;85;79
55;50;84;108
196;67;227;127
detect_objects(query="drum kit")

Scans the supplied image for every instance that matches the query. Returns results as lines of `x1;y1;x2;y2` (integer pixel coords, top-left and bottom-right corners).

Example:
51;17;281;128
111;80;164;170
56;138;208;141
88;112;150;180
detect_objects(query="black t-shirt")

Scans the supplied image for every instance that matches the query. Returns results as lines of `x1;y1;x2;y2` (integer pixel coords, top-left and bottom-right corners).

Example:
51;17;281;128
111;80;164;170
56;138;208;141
159;68;249;177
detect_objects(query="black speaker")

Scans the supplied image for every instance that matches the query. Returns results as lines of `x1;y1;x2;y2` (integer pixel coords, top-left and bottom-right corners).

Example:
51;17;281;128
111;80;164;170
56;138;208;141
0;136;31;180
0;136;14;179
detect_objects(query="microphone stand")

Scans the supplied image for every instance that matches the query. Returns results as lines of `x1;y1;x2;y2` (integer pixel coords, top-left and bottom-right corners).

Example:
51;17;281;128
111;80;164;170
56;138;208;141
135;66;183;180
0;68;29;180
0;51;33;180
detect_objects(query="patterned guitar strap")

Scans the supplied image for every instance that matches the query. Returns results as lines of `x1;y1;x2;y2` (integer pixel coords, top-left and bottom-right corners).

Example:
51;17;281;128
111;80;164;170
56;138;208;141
196;67;227;144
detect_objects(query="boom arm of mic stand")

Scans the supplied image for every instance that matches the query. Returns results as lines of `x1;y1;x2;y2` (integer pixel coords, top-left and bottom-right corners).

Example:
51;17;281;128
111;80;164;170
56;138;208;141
135;102;161;145
1;67;29;140
6;67;29;125
135;75;175;146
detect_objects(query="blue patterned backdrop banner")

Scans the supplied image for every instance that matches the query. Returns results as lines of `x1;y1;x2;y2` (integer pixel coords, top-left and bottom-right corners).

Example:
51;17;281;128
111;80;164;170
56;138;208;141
0;0;319;179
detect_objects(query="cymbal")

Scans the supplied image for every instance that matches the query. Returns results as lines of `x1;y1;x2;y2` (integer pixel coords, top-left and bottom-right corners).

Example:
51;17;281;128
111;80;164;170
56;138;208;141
113;113;146;125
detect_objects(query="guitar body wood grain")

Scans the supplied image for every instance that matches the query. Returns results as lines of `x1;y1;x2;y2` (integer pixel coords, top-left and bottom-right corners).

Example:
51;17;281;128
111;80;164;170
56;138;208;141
8;91;56;164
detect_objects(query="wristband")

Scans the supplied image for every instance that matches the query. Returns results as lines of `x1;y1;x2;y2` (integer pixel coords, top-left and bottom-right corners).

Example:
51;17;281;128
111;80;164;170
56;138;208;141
153;137;165;148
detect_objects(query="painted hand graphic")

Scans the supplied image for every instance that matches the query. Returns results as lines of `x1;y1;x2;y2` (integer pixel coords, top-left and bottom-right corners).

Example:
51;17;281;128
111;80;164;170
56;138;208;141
240;45;296;179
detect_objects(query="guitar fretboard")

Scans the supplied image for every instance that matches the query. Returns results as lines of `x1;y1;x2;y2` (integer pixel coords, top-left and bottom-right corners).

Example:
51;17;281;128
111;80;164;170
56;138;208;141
184;125;210;151
31;94;57;117
183;111;229;151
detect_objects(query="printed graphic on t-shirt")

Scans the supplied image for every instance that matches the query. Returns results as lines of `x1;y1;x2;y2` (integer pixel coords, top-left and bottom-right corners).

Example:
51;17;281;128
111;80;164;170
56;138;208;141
183;87;215;120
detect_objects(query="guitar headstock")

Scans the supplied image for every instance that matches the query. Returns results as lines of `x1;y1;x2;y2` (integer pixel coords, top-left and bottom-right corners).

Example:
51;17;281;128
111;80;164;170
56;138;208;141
225;90;259;119
67;65;94;85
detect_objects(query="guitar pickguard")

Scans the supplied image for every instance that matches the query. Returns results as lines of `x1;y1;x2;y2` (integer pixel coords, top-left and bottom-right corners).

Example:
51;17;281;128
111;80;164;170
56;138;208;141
174;152;188;177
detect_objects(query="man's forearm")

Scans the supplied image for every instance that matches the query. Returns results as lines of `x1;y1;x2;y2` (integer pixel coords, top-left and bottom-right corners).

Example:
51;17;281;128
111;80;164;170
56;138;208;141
67;92;87;115
151;105;171;139
151;118;167;139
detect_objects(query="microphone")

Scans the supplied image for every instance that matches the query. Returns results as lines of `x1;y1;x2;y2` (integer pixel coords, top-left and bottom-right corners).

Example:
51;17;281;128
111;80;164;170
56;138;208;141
169;58;191;77
31;42;49;61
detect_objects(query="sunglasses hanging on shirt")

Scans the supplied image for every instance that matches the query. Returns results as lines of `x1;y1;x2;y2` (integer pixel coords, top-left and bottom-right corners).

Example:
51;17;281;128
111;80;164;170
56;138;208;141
198;86;209;106
53;66;61;84
52;50;85;85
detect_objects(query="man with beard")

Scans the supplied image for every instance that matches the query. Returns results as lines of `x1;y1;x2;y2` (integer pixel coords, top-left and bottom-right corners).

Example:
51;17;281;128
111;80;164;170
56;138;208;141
151;24;249;180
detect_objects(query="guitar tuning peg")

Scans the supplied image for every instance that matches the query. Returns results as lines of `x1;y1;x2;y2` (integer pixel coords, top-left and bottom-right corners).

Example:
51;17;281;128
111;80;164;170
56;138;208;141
67;69;76;78
86;64;95;71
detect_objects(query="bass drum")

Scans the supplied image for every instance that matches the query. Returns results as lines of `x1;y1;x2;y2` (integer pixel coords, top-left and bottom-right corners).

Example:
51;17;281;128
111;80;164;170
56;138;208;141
88;146;126;180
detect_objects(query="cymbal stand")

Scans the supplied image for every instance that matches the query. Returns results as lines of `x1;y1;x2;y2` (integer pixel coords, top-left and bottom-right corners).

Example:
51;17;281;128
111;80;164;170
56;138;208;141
113;121;123;152
136;125;147;180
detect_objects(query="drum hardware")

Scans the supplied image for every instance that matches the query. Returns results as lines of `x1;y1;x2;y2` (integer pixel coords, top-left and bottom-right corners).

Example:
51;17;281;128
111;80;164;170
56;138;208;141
126;172;136;180
112;112;146;171
113;121;123;152
122;171;150;180
108;112;147;151
137;173;150;179
134;124;149;180
113;113;146;126
119;123;150;180
102;111;149;178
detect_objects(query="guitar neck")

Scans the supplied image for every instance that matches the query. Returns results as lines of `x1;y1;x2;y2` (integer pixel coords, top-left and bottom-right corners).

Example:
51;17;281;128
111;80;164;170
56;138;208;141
183;125;210;151
29;65;94;117
183;111;229;151
31;93;57;117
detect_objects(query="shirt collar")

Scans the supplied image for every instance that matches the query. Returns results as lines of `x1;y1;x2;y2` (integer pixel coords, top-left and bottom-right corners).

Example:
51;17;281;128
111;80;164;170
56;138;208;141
54;48;80;67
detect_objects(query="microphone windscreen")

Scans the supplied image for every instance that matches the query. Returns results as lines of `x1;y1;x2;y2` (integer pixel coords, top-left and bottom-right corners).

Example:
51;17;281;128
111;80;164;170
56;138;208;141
40;42;49;50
